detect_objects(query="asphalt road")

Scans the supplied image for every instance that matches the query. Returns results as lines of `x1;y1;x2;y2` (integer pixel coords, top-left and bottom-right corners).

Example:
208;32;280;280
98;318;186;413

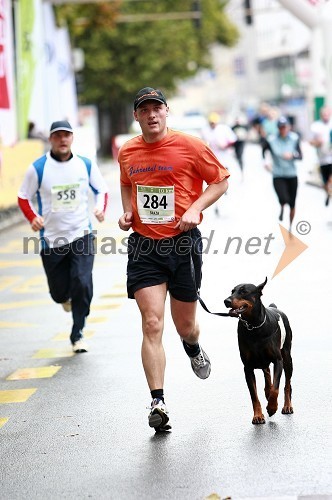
0;144;331;500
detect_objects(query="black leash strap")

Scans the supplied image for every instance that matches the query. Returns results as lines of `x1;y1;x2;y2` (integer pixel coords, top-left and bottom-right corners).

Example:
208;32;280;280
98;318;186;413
189;231;230;318
197;292;231;317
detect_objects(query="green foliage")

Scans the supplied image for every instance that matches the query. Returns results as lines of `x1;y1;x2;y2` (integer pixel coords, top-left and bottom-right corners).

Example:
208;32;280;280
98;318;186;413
55;0;238;105
55;0;239;141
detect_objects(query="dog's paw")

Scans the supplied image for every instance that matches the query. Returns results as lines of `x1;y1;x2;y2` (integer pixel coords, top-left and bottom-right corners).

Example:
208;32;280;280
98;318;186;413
267;396;278;416
252;414;265;424
282;405;294;414
266;404;278;417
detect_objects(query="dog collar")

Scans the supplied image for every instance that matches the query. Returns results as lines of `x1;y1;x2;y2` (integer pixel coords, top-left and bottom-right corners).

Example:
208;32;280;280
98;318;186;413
239;314;267;331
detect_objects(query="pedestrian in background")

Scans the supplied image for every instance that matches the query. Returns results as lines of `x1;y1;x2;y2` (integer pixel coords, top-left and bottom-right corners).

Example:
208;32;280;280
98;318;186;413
118;87;229;432
231;115;249;175
27;121;48;143
201;112;236;215
251;103;279;152
260;104;279;139
309;106;332;205
18;121;108;353
201;112;237;163
262;116;302;230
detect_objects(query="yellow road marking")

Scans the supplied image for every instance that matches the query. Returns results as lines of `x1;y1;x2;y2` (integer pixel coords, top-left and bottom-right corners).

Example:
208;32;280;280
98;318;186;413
100;292;127;298
0;276;21;291
87;316;107;324
32;349;74;359
0;299;51;311
0;240;24;254
91;303;121;310
0;321;37;328
6;366;61;380
113;283;126;289
0;389;37;403
0;418;9;428
13;276;46;294
0;260;40;268
53;330;94;341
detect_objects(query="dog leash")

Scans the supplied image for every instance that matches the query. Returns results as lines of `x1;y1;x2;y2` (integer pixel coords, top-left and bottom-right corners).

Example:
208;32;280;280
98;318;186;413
189;231;231;318
190;237;267;325
197;293;231;317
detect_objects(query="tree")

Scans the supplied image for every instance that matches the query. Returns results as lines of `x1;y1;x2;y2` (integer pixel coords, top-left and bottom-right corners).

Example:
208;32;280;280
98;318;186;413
55;0;239;155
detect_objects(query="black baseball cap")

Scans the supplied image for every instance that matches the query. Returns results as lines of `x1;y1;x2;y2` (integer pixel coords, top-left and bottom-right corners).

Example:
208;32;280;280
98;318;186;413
134;87;167;111
277;116;290;127
50;120;73;134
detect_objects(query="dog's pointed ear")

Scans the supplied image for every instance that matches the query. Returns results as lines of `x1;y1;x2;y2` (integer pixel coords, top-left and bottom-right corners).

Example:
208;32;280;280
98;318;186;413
257;277;268;294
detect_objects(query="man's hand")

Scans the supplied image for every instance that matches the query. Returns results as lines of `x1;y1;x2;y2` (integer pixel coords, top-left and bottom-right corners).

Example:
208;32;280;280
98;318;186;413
31;216;44;232
174;207;201;232
118;211;133;231
94;208;105;222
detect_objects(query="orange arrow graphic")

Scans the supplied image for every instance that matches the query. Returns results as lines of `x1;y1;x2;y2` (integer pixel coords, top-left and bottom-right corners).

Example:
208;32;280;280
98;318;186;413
272;224;308;278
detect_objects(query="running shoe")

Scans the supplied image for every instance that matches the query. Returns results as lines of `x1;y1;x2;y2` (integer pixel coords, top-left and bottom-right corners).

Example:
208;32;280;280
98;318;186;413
61;299;72;312
72;339;88;353
148;398;172;432
189;346;211;379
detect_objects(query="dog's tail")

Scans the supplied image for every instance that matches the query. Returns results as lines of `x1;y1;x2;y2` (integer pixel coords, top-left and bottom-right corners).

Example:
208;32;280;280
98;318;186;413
269;303;277;308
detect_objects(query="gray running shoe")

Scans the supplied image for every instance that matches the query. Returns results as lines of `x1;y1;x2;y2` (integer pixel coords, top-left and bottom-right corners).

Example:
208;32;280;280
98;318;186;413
190;346;211;379
148;398;172;432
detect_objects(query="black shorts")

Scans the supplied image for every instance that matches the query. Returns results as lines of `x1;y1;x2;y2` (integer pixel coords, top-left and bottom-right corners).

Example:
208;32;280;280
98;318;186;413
273;177;298;208
127;228;203;302
320;164;332;185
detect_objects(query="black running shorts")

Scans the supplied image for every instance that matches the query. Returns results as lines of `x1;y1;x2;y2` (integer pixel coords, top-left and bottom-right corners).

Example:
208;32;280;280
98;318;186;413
127;228;202;302
273;176;298;208
320;164;332;185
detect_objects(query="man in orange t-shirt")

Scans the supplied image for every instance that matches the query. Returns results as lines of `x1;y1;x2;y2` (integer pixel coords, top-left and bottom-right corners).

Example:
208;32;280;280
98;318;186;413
118;87;229;432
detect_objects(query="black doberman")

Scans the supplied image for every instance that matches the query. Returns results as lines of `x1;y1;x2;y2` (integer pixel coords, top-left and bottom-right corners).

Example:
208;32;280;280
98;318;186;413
224;278;294;424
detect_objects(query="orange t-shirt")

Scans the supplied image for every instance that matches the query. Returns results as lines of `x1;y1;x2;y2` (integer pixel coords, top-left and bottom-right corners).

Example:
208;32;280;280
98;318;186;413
119;129;230;239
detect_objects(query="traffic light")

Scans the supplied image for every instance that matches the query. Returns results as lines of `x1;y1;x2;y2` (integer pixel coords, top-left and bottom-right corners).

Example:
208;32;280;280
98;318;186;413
244;0;252;25
192;0;201;29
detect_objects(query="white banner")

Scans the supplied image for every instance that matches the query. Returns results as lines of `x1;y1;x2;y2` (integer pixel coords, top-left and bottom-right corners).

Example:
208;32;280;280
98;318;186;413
28;5;78;135
56;27;78;127
41;2;61;129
